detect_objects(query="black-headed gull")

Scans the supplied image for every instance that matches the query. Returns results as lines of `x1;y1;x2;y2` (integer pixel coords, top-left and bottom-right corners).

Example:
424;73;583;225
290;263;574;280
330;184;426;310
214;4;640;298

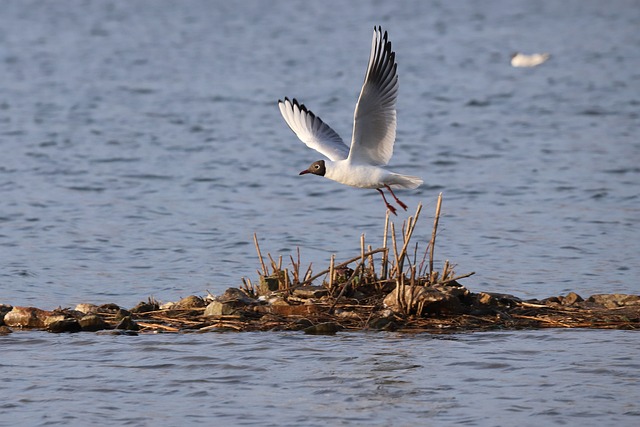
278;26;423;215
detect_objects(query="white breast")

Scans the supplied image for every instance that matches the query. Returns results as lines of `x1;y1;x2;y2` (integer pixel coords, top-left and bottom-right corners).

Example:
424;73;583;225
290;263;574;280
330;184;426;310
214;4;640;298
324;161;389;189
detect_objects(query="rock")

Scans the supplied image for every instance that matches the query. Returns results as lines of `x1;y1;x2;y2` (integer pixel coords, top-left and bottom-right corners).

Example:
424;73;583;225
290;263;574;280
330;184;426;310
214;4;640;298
293;286;328;299
476;292;522;307
130;301;158;313
269;297;290;306
587;294;640;308
159;301;176;310
260;275;281;294
114;308;132;320
3;306;51;328
174;295;205;309
44;314;67;328
97;329;138;336
204;301;238;316
562;292;584;306
293;318;313;329
79;314;110;332
303;322;342;335
0;325;12;334
115;316;139;331
218;288;255;305
368;309;398;330
47;319;82;333
0;304;13;325
205;288;256;317
368;317;397;331
384;284;466;315
541;296;562;305
98;303;122;314
75;303;99;314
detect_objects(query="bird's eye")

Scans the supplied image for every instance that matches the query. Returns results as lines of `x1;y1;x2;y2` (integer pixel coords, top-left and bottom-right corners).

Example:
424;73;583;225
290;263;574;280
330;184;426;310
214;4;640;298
314;164;320;169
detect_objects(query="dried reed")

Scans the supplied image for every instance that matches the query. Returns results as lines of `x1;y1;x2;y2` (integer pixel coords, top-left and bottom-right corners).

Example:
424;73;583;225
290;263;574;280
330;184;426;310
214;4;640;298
249;193;474;316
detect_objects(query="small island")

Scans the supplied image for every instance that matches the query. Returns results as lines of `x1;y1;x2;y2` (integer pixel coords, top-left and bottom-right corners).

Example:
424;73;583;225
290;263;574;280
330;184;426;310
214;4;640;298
2;196;638;335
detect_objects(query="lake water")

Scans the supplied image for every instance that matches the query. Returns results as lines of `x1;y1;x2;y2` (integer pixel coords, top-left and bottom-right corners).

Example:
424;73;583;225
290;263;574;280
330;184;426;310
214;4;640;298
1;0;639;425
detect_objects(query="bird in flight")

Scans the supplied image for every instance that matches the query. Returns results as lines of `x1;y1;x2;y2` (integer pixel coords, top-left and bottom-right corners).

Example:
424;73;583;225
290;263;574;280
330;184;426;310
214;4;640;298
278;26;422;215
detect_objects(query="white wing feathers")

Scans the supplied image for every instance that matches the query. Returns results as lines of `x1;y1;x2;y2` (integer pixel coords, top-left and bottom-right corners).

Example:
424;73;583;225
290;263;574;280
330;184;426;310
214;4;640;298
277;97;349;161
349;26;399;166
278;27;399;166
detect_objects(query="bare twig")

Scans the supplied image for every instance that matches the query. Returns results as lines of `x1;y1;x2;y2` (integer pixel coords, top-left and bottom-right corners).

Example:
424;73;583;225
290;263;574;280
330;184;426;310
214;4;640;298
300;248;388;286
381;210;390;279
429;193;443;277
253;233;267;276
328;259;366;314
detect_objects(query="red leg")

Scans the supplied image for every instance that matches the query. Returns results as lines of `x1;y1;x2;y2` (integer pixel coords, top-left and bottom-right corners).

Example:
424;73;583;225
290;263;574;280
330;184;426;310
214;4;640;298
377;188;397;215
385;185;408;211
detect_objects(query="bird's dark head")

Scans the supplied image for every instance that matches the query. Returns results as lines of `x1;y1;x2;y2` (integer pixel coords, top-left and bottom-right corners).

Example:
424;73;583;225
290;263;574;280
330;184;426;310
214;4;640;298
299;160;326;177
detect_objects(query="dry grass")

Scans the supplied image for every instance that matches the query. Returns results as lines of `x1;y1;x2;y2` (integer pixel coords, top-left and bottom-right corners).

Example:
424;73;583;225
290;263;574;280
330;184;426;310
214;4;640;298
248;193;475;315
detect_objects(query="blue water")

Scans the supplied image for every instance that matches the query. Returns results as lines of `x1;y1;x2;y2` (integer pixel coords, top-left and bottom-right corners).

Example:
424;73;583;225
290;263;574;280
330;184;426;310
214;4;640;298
1;0;639;425
2;330;639;427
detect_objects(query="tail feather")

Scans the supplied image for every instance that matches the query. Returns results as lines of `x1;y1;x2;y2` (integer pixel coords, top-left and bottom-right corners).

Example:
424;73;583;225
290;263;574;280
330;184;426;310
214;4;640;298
388;173;423;189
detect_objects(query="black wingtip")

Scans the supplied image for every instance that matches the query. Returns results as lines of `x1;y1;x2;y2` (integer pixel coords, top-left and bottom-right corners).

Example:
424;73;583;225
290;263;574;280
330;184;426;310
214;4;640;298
279;96;298;107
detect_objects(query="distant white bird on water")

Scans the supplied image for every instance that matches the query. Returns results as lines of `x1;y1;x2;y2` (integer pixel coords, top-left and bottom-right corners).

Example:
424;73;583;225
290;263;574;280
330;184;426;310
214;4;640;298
278;26;422;215
510;52;550;67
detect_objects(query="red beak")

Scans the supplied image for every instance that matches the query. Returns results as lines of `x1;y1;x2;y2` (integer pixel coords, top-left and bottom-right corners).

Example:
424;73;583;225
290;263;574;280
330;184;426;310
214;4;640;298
299;169;310;175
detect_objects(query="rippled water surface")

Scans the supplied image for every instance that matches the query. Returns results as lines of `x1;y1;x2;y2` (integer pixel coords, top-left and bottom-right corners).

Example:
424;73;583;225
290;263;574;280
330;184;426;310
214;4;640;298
2;330;639;426
1;0;639;425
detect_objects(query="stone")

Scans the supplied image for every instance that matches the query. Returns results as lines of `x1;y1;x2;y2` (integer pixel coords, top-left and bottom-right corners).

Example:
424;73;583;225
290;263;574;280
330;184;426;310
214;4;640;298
293;286;328;299
47;319;82;333
174;295;205;309
384;285;466;315
97;329;138;336
293;318;313;329
587;294;640;308
3;307;51;328
620;295;640;306
114;308;132;320
115;316;139;331
97;303;122;314
476;292;522;307
562;292;584;306
79;314;110;332
259;275;280;294
204;301;237;316
218;288;255;305
303;322;342;335
269;297;289;306
130;301;158;313
0;325;12;334
44;314;67;327
0;304;13;325
75;303;99;314
204;288;257;317
541;296;562;305
368;313;397;331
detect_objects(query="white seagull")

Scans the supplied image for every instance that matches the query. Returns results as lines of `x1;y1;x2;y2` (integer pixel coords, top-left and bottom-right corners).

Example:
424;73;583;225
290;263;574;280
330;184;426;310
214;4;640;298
278;26;423;215
510;52;550;68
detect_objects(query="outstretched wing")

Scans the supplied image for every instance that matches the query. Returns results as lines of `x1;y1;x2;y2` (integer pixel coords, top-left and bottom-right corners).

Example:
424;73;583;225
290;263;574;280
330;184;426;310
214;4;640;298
278;97;349;161
348;26;399;166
